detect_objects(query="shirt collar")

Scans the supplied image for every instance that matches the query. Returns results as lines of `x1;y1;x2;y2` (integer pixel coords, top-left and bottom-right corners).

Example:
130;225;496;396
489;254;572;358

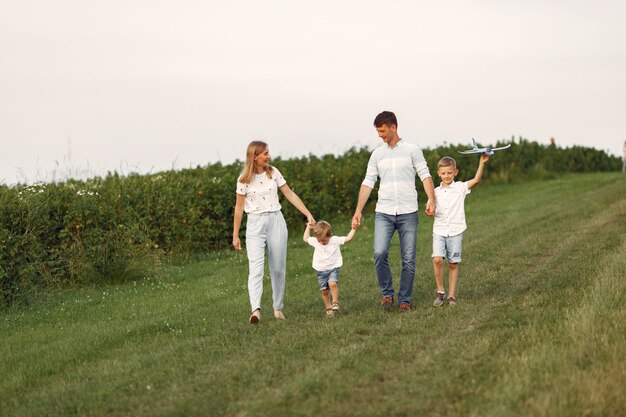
386;138;402;150
439;180;457;189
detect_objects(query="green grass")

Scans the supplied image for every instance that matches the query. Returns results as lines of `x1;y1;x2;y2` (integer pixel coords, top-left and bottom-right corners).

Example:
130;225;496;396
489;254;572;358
2;173;625;417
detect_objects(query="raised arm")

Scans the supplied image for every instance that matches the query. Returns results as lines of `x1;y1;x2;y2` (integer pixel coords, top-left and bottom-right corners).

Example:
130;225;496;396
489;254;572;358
352;184;373;228
303;223;312;244
343;226;357;244
467;154;489;190
279;183;315;226
232;193;246;251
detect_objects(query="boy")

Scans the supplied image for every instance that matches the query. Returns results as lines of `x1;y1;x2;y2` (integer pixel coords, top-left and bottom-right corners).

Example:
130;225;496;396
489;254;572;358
432;154;489;306
304;221;356;317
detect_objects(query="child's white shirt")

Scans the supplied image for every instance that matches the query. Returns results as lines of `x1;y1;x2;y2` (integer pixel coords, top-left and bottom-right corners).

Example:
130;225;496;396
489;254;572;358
433;180;471;237
236;167;286;214
308;236;347;271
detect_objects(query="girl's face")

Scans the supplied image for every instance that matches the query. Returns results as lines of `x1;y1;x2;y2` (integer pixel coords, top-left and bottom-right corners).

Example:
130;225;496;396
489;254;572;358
315;233;330;245
253;148;271;171
437;165;458;186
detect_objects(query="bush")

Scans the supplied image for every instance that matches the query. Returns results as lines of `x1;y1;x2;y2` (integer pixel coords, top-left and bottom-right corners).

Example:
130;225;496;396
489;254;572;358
0;139;621;306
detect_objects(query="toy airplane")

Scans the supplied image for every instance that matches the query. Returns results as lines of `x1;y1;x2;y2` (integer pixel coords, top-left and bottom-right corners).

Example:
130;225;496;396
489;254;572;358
458;138;511;156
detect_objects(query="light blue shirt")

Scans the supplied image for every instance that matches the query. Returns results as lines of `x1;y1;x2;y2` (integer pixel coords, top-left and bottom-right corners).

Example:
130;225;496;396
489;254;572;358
362;140;431;215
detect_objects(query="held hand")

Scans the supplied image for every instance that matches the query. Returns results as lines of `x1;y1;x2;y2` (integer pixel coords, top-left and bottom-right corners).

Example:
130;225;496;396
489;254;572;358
352;213;362;229
425;199;436;217
232;237;242;251
307;216;316;227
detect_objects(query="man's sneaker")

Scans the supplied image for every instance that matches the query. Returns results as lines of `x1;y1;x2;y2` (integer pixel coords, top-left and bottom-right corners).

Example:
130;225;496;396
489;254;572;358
381;296;394;311
433;292;446;307
447;296;458;306
399;303;412;313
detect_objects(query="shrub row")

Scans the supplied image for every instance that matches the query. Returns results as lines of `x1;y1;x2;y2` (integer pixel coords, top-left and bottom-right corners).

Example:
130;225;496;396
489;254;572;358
0;138;621;306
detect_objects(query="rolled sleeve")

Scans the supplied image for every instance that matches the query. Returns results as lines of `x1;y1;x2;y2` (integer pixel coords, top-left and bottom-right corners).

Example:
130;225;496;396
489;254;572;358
412;149;432;181
361;154;379;189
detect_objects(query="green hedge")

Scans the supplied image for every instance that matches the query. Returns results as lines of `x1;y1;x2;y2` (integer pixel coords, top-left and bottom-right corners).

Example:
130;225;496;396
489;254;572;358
0;138;621;306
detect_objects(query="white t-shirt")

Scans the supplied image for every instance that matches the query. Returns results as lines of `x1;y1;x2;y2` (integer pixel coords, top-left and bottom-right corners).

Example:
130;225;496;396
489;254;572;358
236;167;287;214
308;236;347;271
433;180;471;237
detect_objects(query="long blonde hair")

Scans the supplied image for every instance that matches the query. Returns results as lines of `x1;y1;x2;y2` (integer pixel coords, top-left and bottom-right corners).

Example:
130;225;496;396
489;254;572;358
239;141;274;184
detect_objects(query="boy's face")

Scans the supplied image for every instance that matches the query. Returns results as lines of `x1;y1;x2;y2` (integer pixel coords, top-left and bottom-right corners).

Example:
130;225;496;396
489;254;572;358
437;165;458;186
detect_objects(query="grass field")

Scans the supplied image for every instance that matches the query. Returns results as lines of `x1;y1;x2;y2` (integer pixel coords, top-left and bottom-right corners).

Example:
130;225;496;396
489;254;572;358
1;173;625;417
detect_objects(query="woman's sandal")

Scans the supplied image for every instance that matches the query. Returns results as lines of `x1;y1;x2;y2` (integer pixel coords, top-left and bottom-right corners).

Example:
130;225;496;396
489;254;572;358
249;309;261;325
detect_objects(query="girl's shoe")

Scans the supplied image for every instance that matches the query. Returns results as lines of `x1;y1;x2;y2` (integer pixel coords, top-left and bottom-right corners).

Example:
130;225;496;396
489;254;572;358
433;292;446;307
249;309;261;324
274;310;286;320
326;307;335;318
447;296;458;306
331;301;340;312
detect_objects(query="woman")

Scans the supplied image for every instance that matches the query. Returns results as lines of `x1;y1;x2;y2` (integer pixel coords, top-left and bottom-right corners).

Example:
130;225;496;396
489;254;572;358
233;141;315;324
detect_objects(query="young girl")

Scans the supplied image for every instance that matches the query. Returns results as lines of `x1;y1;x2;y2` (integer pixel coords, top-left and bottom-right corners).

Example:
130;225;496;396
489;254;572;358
304;221;356;317
233;141;315;324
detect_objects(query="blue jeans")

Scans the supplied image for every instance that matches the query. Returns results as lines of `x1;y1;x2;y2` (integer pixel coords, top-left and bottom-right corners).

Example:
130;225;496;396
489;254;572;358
374;211;419;305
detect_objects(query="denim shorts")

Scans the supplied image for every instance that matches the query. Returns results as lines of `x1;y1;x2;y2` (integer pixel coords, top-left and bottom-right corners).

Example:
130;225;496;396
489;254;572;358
316;267;340;291
432;233;463;263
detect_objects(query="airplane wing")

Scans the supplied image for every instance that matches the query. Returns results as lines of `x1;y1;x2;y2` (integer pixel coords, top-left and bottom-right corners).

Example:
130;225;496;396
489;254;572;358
458;149;485;154
491;144;511;151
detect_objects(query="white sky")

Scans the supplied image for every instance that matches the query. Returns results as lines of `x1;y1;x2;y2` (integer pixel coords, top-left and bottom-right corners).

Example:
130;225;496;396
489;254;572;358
1;0;625;185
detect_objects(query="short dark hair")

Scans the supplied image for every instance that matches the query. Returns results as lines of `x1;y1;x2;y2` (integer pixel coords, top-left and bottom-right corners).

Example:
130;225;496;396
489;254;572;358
373;111;397;128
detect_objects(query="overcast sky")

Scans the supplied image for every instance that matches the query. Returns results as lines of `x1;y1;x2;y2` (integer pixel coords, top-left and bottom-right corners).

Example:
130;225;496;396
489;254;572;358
1;0;625;185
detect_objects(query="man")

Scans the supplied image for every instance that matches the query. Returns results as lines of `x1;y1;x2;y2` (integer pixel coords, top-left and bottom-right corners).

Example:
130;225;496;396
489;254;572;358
352;111;436;312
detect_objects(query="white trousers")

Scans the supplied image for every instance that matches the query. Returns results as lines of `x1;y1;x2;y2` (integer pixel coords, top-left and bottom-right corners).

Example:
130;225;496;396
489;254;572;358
246;211;288;312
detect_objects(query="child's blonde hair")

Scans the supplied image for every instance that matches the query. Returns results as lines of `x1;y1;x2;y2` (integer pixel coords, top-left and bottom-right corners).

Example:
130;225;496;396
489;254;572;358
438;156;457;169
313;220;332;240
239;141;274;184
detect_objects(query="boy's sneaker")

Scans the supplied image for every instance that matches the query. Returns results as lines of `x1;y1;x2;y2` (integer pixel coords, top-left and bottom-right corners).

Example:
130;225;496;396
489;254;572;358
447;296;458;306
433;292;446;307
331;302;340;312
380;296;394;311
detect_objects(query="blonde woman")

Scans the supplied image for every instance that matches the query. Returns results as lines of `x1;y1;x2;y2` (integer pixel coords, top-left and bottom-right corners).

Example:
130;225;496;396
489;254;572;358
233;141;315;324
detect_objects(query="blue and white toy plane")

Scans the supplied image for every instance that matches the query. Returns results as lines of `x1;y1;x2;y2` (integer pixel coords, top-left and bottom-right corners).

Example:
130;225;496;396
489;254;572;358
458;138;511;156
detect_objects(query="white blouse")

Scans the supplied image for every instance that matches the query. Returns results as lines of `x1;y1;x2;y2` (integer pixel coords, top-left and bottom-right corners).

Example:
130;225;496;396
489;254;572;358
236;167;287;214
